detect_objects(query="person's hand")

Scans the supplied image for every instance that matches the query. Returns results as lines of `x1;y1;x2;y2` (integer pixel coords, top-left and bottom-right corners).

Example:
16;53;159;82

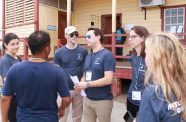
74;87;81;94
58;108;65;119
74;82;88;90
74;83;82;92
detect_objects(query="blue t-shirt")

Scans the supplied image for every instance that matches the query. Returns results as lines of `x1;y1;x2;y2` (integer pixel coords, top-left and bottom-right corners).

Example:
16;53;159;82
84;48;115;100
116;29;122;41
54;45;88;90
115;28;126;43
0;54;20;78
3;61;70;122
137;85;183;122
127;56;146;106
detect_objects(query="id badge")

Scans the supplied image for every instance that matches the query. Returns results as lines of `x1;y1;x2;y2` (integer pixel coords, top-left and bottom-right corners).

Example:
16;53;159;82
132;91;141;100
85;71;92;81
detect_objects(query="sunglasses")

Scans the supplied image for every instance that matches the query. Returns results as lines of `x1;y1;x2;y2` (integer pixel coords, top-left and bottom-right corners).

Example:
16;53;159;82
85;35;92;39
70;32;79;37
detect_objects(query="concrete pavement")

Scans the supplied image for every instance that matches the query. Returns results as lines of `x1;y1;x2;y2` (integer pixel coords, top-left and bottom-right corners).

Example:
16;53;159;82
0;95;127;122
65;95;127;122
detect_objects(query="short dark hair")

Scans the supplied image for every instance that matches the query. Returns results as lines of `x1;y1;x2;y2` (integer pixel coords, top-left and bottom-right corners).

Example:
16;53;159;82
28;31;51;55
117;21;121;26
88;28;104;43
3;33;19;49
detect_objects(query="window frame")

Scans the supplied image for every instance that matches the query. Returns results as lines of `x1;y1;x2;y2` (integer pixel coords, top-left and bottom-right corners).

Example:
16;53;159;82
161;5;186;44
5;0;34;27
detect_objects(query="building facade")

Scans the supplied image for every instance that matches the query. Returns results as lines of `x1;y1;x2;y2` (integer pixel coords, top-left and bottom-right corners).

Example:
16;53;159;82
2;0;186;95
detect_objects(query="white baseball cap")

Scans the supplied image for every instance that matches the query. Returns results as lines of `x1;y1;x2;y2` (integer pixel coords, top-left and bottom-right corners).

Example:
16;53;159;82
65;26;77;34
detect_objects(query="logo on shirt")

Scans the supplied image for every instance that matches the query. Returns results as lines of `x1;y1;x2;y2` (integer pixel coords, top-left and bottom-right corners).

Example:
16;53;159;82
167;101;184;114
139;64;145;72
94;58;100;64
77;54;83;60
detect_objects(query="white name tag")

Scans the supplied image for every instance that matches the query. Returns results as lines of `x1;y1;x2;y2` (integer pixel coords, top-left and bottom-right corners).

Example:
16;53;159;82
85;71;92;81
132;91;141;101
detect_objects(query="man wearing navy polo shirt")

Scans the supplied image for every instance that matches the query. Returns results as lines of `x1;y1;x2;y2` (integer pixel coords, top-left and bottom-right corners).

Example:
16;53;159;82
75;28;115;122
54;26;88;122
1;31;71;122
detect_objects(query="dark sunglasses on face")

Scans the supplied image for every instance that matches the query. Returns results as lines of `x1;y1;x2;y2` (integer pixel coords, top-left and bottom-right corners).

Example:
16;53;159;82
85;35;91;39
70;31;79;37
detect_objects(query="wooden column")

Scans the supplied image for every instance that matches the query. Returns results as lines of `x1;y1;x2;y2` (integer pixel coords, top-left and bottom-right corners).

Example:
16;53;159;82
112;0;117;55
23;38;28;60
34;0;39;31
2;0;5;55
67;0;71;26
112;78;122;97
112;0;116;33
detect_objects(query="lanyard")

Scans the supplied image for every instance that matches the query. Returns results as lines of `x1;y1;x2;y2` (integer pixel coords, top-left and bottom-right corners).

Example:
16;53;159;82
88;47;103;70
134;57;144;89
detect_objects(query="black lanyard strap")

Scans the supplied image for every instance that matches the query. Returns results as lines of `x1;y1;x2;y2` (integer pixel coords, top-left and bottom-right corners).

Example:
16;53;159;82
89;47;103;69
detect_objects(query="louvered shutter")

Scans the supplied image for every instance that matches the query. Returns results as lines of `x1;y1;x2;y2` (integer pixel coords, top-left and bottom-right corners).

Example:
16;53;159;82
5;0;34;27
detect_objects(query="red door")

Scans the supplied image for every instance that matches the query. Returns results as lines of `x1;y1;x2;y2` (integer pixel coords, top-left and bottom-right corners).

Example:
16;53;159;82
101;15;112;47
58;11;67;46
101;14;122;51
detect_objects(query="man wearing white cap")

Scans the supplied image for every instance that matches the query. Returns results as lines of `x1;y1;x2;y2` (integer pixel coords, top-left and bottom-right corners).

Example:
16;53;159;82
54;26;88;122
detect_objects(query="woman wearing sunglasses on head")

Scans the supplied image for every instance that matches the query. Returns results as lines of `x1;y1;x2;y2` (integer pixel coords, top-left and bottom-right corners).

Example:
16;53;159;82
136;33;186;122
124;26;150;121
0;33;22;122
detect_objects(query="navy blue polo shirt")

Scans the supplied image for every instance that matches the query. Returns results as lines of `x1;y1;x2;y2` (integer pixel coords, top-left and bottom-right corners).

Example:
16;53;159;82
127;56;146;106
3;61;70;122
137;85;183;122
54;45;88;90
83;48;115;100
0;54;20;78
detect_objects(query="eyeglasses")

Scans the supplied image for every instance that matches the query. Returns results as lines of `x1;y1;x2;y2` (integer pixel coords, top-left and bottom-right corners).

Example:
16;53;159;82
70;31;79;37
128;35;140;39
85;35;92;39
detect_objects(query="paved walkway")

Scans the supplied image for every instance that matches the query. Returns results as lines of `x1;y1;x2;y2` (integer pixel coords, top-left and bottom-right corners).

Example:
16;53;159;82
65;95;127;122
0;95;127;122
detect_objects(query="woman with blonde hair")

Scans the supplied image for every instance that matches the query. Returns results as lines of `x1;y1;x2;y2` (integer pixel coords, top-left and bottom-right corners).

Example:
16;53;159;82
137;32;186;122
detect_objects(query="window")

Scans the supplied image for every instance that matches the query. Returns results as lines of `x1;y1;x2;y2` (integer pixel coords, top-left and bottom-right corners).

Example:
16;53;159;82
40;0;58;8
5;0;34;26
164;7;185;39
40;0;74;11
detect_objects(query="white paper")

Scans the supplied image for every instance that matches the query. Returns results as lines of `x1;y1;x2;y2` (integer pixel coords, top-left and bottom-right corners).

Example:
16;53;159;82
70;75;79;84
170;26;177;33
70;75;86;97
177;25;183;33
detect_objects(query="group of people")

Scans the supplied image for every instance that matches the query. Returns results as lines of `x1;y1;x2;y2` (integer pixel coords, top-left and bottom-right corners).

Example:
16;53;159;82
0;24;185;122
0;26;115;122
125;26;186;122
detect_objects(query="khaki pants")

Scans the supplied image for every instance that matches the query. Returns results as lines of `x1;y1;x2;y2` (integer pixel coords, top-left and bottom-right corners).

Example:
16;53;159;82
82;97;113;122
0;75;4;87
58;90;83;122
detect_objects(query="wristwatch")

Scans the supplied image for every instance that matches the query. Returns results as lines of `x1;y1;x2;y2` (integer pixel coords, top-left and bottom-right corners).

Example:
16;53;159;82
86;82;90;88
